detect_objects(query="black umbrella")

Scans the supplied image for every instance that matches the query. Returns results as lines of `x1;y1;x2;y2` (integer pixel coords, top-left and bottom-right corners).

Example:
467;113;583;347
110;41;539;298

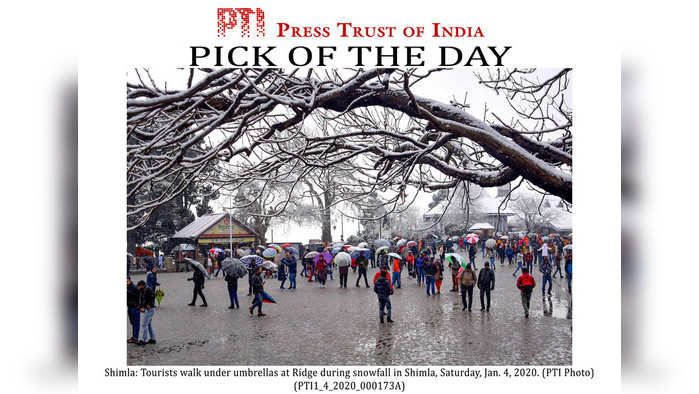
184;258;210;279
222;257;247;278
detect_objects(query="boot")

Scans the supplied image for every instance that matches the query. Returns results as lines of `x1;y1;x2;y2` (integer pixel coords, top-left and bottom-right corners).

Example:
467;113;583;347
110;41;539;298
257;312;266;317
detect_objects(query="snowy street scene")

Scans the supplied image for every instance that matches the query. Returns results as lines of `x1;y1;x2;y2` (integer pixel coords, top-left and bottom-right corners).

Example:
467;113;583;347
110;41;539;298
126;68;572;365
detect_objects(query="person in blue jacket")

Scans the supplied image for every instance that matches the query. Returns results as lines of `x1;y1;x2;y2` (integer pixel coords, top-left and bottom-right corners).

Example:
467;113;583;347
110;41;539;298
146;266;160;291
281;249;297;289
415;252;426;287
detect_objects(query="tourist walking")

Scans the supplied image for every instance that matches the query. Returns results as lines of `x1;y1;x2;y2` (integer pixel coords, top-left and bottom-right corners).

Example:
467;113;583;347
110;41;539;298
477;261;495;311
458;263;477;312
516;267;536;318
539;256;553;297
187;265;208;307
249;265;266;317
355;254;370;288
282;250;298;289
373;266;394;323
424;256;437;296
225;272;239;309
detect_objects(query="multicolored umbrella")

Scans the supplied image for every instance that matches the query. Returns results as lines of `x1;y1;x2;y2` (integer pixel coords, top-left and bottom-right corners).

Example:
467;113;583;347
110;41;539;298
240;255;264;267
262;248;278;258
334;251;351;267
375;245;389;257
261;291;277;304
267;244;283;253
466;233;479;244
406;240;417;248
155;288;165;305
445;253;468;269
313;251;332;264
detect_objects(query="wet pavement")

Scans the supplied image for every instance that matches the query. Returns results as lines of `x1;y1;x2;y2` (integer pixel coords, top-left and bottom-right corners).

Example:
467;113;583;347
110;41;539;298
127;253;571;365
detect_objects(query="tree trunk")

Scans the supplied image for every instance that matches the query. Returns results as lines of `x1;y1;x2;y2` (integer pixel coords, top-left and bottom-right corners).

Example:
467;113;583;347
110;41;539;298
321;190;333;243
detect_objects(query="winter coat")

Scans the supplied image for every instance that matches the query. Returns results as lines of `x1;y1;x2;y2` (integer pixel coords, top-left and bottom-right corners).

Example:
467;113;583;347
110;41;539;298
539;260;552;276
516;273;536;294
277;262;287;281
127;283;140;308
315;260;328;280
190;268;206;285
282;255;298;274
424;260;437;276
251;273;264;294
459;268;477;287
146;271;160;290
477;268;495;290
224;273;238;290
415;257;424;269
373;271;392;298
138;286;156;309
505;247;514;257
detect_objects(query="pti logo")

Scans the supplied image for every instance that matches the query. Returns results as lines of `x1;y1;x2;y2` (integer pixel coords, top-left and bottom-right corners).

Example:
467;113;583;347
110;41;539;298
217;8;265;38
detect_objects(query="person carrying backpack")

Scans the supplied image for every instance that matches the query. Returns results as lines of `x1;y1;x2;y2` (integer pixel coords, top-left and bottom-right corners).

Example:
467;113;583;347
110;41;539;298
458;263;477;312
516;267;537;318
373;267;394;323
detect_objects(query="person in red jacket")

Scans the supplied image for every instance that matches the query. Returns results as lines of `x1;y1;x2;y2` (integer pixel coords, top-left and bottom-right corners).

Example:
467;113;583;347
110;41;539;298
516;267;537;318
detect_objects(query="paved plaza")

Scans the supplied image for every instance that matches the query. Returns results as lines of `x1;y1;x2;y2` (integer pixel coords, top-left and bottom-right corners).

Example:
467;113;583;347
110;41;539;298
127;253;571;365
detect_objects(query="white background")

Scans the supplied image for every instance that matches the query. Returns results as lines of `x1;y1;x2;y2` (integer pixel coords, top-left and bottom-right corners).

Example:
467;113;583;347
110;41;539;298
4;0;698;393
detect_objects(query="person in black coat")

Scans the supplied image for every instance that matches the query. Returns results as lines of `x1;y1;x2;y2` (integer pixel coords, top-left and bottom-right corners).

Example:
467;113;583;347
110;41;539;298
249;266;266;316
187;267;208;307
477;261;495;311
137;280;157;345
373;268;394;323
126;277;140;343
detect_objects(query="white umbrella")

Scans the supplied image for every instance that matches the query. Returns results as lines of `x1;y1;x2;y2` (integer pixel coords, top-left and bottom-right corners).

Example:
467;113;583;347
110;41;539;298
357;242;369;248
304;251;319;259
485;238;496;248
563;244;573;251
262;261;277;270
500;235;509;240
375;239;391;248
387;252;402;260
334;251;351;267
396;239;407;247
262;248;278;258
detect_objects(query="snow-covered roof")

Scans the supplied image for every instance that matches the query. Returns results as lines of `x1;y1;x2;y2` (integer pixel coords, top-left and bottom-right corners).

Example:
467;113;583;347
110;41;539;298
475;191;515;215
469;222;495;230
171;213;258;239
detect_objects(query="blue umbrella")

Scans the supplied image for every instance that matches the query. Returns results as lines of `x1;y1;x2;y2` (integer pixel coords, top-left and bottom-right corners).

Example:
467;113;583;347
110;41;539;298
285;246;299;256
262;248;278;258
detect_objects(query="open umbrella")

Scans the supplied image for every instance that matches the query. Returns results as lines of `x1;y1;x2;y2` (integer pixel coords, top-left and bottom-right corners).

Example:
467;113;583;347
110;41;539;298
563;244;573;251
284;246;300;256
406;240;417;248
267;244;283;253
262;248;278;258
469;222;495;231
331;247;341;256
375;245;389;257
396;239;407;247
500;235;509;240
466;233;479;244
332;242;345;249
222;257;248;278
451;236;459;241
445;253;468;269
304;251;319;259
262;261;277;271
313;251;332;264
184;258;210;279
240;254;264;267
375;239;390;248
357;242;369;248
485;238;496;249
387;252;402;260
261;292;277;304
280;243;292;248
334;251;351;267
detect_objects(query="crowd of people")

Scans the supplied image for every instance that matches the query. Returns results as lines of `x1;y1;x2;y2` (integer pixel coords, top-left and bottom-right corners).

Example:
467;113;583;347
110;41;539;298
126;233;572;344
